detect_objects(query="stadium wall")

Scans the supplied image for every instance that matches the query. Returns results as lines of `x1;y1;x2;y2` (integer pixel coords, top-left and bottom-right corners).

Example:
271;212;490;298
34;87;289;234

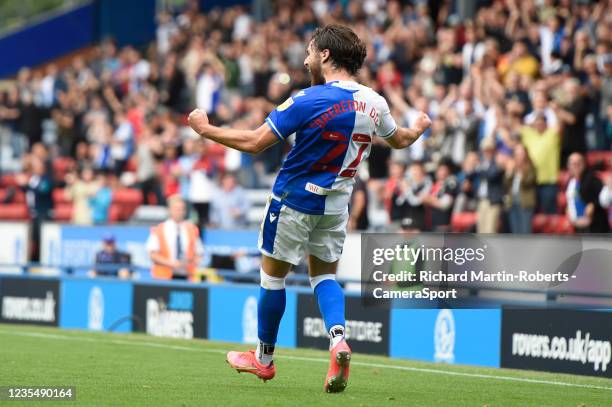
1;274;610;378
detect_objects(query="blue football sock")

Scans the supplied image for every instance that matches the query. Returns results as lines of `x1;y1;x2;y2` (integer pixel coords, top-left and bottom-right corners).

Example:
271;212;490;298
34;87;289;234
257;286;286;345
314;279;346;332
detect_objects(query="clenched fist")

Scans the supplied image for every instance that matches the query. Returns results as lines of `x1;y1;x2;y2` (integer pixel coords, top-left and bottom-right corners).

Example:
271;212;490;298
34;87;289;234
188;109;210;136
413;111;432;134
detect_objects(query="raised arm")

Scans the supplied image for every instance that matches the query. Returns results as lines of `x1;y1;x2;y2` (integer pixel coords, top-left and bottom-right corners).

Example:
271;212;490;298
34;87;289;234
188;109;279;154
384;111;432;149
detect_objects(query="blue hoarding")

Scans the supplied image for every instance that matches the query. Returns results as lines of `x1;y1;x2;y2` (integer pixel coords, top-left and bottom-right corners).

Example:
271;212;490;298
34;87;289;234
208;285;297;348
390;308;501;367
60;278;133;333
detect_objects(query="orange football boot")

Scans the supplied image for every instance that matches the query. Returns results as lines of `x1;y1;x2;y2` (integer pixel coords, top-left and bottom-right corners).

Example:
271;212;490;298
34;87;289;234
226;350;276;382
324;340;351;393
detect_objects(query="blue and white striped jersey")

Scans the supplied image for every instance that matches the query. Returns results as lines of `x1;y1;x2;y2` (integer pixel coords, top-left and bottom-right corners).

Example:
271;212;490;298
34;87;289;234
265;80;397;215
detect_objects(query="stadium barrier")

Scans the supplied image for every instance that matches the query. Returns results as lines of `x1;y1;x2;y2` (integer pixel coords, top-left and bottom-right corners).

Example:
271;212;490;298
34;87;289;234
1;273;610;378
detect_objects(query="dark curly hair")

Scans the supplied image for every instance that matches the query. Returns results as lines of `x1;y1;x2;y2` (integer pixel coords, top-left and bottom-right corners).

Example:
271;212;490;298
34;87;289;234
310;24;367;76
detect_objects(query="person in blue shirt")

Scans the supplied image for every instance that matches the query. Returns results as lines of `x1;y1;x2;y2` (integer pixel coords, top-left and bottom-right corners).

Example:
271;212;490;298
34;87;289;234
188;24;431;392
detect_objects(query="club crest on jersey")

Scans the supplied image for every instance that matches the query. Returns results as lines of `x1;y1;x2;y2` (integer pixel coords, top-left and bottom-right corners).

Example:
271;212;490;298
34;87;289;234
277;97;294;111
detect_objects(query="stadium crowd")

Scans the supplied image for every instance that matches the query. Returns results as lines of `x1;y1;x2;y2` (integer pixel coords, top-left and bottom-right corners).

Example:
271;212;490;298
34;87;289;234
0;0;611;238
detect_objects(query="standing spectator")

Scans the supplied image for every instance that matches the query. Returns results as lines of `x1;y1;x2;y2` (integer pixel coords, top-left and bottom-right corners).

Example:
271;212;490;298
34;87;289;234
391;162;431;231
146;195;204;280
554;79;588;165
136;127;165;205
455;151;480;213
565;153;609;233
111;111;135;176
16;156;52;261
520;113;561;214
91;171;113;224
476;138;504;233
504;144;537;233
348;175;369;231
210;172;250;229
423;160;457;232
65;166;99;225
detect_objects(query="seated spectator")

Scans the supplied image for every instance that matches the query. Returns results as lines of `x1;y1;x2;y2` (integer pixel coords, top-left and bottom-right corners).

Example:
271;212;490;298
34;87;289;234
146;195;204;280
566;153;610;233
210;172;250;229
476;138;504;233
423;160;457;232
520;113;561;214
92;234;131;279
503;144;537;233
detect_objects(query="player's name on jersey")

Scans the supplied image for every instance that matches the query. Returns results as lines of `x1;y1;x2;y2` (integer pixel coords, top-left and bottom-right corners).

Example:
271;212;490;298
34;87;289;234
307;99;379;129
371;270;571;283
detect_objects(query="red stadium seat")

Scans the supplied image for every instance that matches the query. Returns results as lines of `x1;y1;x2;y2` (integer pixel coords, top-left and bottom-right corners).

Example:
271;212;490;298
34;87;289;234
0;188;25;204
52;157;75;182
52;188;70;206
53;204;73;221
112;188;143;221
557;171;570;190
0;204;29;220
108;204;122;223
451;212;477;232
532;214;574;234
587;151;612;170
556;191;567;214
0;174;17;188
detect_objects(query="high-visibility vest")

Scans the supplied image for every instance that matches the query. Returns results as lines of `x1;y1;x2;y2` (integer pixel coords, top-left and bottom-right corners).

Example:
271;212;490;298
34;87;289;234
150;221;200;280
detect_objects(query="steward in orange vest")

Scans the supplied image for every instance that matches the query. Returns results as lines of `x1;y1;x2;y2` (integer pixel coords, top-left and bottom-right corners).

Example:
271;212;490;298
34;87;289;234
146;195;204;280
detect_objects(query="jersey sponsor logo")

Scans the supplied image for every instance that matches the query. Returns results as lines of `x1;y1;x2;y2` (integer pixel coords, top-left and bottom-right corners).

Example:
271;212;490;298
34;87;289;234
276;97;294;111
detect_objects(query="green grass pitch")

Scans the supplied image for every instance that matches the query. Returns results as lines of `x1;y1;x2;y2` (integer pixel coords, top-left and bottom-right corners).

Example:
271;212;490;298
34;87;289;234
0;324;610;406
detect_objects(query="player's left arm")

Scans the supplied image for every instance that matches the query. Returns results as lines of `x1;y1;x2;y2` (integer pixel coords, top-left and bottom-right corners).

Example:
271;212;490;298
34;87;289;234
384;112;432;149
188;109;279;154
374;95;432;149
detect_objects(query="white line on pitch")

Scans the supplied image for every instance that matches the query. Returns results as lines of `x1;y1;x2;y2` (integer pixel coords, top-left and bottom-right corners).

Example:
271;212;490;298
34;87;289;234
1;329;611;392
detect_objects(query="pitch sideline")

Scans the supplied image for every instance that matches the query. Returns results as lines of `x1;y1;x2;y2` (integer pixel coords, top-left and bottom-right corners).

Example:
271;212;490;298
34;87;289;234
0;328;610;392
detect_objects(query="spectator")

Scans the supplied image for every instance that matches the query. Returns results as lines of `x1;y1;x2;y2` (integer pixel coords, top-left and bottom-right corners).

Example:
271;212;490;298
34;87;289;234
16;155;52;261
554;79;588;165
111;111;135;176
93;233;131;279
91;171;113;224
136;127;165;205
566;153;609;233
423;160;457;232
348;175;369;231
455;151;480;213
520;113;561;214
146;194;204;280
476;138;504;233
504;144;537;234
65;166;99;225
391;162;431;231
210;172;250;229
